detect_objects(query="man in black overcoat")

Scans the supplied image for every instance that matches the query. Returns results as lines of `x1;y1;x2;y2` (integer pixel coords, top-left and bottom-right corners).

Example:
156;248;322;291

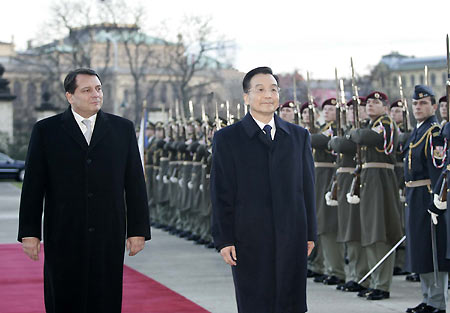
18;68;151;313
211;66;317;313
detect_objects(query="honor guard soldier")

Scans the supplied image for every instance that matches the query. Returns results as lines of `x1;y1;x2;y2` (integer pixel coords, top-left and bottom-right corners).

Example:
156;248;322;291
300;101;320;131
439;96;448;125
405;85;450;313
390;100;410;276
329;98;369;293
311;98;345;285
348;91;403;300
279;100;296;123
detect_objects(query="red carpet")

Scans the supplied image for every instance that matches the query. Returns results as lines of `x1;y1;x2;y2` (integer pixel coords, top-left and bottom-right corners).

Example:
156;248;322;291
0;244;210;313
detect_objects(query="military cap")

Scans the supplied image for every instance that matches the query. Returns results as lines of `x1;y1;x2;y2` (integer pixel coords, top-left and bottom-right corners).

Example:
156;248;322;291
146;122;155;129
390;99;403;109
279;100;296;109
439;96;447;103
321;98;337;109
366;91;388;102
300;101;318;114
346;97;366;107
412;85;435;100
155;121;164;129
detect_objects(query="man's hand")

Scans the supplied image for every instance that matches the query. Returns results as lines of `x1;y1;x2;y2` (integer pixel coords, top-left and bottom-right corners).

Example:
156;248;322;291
22;237;41;261
126;236;145;256
307;241;315;257
220;245;237;266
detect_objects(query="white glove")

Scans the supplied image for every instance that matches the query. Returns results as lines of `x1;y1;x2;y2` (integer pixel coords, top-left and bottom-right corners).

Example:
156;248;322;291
156;174;161;181
325;192;338;206
187;181;193;190
433;194;447;210
346;193;360;204
178;178;184;187
199;184;203;192
170;176;178;183
163;176;169;184
428;209;438;225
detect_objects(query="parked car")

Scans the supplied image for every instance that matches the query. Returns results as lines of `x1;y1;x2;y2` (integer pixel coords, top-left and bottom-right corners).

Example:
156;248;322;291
0;152;25;181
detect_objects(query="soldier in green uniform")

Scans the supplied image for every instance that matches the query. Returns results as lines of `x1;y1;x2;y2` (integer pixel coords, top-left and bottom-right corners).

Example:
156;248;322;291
329;98;369;293
311;98;345;286
439;96;447;125
348;91;404;300
389;100;410;276
279;100;296;123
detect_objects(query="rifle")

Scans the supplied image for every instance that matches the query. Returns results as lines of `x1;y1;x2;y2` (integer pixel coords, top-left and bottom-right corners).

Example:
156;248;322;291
348;58;362;203
306;71;317;133
339;79;347;128
327;68;342;204
438;34;450;201
398;75;410;132
293;72;301;126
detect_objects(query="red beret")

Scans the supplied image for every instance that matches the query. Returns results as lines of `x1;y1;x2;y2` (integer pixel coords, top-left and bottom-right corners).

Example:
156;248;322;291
321;98;337;109
346;97;366;107
366;91;388;102
390;99;403;109
300;101;318;114
279;100;296;109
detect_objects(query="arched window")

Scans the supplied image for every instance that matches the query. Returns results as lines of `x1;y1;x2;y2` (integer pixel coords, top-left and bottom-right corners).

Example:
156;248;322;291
410;75;415;86
420;75;424;85
392;77;397;87
160;84;167;104
27;83;37;108
401;76;407;87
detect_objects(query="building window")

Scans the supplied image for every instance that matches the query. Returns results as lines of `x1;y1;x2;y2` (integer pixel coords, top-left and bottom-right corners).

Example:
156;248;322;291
444;73;448;85
392;77;397;87
410;75;415;86
431;73;436;86
27;83;37;108
420;75;424;85
401;76;407;87
160;84;167;104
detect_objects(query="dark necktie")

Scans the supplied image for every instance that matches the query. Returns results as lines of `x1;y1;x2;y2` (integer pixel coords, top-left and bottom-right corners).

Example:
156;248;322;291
263;125;272;142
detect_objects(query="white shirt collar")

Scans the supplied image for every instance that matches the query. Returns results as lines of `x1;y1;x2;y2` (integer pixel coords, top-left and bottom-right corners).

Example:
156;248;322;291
416;121;424;129
71;107;97;133
250;112;276;140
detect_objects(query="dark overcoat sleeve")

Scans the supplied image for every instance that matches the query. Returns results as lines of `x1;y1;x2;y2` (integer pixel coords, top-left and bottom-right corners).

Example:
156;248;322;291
302;132;317;242
349;128;384;147
18;122;47;242
124;121;151;240
210;131;237;250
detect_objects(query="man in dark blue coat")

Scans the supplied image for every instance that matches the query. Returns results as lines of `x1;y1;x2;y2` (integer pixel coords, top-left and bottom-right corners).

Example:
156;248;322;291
18;68;151;313
404;85;450;313
211;67;317;313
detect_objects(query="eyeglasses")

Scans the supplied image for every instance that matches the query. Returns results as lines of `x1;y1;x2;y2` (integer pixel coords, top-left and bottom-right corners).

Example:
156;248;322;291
247;87;280;95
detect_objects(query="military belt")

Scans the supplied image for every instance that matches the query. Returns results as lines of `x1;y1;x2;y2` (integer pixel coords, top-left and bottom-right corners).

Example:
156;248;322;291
314;162;335;168
336;167;356;174
206;174;211;179
405;179;431;188
395;162;403;168
160;157;169;161
362;162;394;170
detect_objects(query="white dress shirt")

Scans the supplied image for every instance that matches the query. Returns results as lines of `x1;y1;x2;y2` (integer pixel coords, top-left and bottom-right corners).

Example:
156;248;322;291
71;107;97;142
251;113;276;140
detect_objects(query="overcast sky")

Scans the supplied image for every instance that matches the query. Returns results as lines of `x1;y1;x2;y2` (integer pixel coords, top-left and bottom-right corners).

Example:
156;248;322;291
2;0;450;79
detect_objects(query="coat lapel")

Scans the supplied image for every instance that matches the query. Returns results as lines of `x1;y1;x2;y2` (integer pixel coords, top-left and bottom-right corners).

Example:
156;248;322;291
89;110;110;150
61;107;88;151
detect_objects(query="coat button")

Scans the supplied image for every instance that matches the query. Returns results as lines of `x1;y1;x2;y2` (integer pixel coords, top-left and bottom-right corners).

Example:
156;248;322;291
88;227;95;232
87;159;92;164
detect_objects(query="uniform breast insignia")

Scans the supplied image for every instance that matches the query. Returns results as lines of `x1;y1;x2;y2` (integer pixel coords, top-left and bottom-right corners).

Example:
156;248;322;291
321;126;334;137
433;146;445;160
371;124;383;134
